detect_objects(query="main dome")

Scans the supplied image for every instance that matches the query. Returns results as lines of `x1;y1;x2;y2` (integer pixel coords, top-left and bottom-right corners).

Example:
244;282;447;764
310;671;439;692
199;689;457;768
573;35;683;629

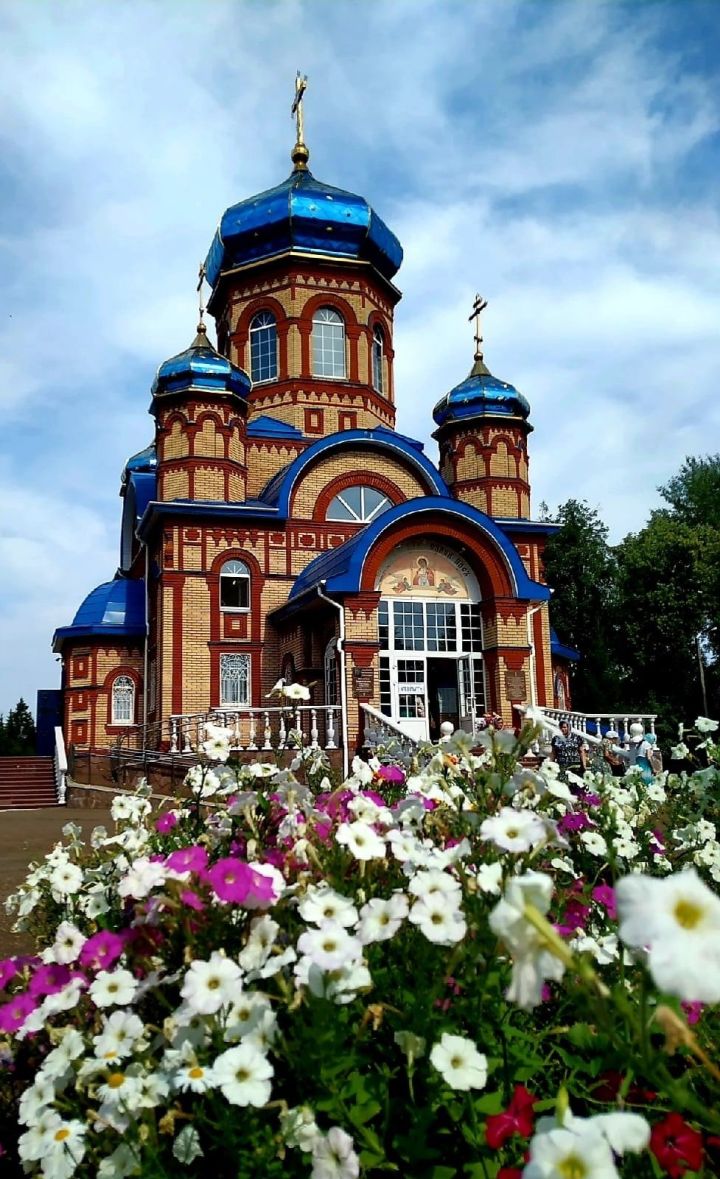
204;168;403;287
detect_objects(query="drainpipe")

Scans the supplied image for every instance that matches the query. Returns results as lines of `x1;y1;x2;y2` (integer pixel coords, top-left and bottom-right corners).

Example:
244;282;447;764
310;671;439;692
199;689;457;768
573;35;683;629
316;581;349;779
526;602;545;709
142;543;150;746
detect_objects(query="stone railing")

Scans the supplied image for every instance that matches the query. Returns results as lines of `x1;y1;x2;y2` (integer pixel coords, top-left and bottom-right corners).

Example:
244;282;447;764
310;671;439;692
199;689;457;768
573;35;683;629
360;704;420;755
53;726;68;804
168;706;342;755
519;706;657;747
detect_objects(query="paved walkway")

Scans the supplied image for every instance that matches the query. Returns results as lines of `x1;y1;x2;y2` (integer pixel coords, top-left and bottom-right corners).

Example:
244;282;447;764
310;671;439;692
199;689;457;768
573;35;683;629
0;806;112;958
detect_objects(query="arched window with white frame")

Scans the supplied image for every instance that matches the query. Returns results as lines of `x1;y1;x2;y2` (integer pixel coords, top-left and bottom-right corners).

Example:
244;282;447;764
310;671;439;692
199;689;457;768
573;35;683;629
326;485;392;524
112;675;135;725
312;307;346;378
220;560;250;611
372;324;384;394
249;310;278;383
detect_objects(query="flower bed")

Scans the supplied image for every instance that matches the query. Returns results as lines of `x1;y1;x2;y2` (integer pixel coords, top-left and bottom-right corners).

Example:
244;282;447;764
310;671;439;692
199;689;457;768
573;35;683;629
1;716;720;1177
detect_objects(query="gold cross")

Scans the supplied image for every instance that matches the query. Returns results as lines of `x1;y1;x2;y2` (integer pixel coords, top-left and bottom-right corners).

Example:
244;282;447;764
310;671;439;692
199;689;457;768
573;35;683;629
197;262;206;329
291;71;308;146
468;293;488;360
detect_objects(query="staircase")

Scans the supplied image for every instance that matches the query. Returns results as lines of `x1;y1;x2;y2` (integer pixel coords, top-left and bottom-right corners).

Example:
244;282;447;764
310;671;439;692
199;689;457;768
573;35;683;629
0;757;59;809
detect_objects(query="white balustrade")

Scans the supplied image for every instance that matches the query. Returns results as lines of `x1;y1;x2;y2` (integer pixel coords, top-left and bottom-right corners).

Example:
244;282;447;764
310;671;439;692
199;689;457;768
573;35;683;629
165;706;343;757
360;704;420;753
521;705;657;748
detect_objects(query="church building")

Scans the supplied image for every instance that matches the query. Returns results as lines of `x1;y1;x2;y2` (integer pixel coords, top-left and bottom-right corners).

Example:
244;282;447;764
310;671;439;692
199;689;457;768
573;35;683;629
52;81;575;773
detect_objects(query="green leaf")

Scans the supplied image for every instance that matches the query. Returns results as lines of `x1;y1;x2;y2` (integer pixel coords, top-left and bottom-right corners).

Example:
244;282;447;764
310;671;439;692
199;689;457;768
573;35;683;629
172;1125;203;1164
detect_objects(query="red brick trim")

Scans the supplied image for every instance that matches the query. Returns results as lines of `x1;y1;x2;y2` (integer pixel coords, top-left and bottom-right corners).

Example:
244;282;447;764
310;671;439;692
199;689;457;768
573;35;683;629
360;518;515;600
314;471;403;522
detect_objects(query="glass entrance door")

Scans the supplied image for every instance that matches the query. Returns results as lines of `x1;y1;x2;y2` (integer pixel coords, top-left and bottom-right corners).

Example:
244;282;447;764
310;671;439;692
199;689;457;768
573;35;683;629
390;657;428;741
427;658;459;741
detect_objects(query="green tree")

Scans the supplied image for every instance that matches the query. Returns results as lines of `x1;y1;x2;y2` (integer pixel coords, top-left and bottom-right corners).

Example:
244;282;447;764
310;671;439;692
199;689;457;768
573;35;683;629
0;699;36;756
541;499;622;711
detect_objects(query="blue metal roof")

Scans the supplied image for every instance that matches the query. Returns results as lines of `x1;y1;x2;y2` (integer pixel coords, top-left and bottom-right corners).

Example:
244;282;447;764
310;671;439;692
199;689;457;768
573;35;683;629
247;415;304;439
53;579;146;649
287;497;550;604
204;168;402;287
122;443;156;484
550;627;581;663
258;429;445;514
151;325;250;401
433;358;531;429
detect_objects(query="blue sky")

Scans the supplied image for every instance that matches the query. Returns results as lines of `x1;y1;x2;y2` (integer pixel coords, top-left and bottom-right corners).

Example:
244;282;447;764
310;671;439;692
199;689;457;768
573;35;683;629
0;0;718;716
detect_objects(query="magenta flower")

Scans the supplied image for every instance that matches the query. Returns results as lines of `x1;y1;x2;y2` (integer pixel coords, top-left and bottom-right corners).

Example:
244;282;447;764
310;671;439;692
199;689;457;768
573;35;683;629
79;930;126;974
556;899;590;936
180;889;205;912
681;1000;704;1025
155;811;179;834
376;765;406;785
166;845;209;874
208;858;275;906
649;829;667;855
558;812;594;834
592;883;617;919
28;963;80;999
0;992;37;1034
0;958;19;990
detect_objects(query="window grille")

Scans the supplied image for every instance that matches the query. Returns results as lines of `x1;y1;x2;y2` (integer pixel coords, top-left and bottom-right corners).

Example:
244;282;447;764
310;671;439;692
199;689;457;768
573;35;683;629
312;307;346;378
326;485;391;523
249;311;278;382
112;675;135;725
220;654;250;705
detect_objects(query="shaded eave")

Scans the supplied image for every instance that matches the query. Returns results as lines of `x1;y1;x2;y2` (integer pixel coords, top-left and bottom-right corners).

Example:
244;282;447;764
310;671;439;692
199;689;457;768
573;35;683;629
52;623;145;654
137;499;279;542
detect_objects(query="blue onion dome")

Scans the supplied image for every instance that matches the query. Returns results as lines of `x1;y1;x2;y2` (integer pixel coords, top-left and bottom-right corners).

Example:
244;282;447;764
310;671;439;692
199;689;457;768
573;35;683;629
151;321;251;401
53;579;145;648
433;354;531;429
204;168;403;287
121;442;156;486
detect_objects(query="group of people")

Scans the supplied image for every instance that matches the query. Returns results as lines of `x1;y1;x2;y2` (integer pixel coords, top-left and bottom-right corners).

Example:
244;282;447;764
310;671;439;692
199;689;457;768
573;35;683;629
550;719;662;781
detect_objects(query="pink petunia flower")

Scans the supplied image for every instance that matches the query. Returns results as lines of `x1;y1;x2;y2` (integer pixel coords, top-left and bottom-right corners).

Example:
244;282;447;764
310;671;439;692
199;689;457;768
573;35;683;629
592;883;617;919
79;930;126;974
166;845;209;874
0;992;37;1034
155;811;179;834
207;858;275;906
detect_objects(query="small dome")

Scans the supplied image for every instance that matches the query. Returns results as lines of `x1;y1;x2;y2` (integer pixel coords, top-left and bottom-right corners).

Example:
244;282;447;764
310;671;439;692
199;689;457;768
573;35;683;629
433;357;531;429
204;169;402;287
121;442;156;486
53;579;145;649
151;324;251;401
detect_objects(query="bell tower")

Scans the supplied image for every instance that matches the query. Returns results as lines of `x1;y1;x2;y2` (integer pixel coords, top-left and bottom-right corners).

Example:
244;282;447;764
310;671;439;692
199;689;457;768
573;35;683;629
433;297;532;519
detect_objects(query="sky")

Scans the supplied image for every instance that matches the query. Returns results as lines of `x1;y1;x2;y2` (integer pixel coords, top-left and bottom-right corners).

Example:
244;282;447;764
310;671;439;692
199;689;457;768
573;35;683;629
0;0;719;717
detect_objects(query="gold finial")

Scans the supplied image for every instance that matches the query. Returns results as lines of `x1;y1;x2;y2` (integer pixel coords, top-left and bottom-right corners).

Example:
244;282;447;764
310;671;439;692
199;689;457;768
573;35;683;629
291;71;310;171
469;293;488;361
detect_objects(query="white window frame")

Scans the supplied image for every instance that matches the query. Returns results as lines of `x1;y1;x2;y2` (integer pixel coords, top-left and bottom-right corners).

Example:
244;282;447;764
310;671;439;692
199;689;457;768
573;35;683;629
324;637;338;706
249;310;278;383
220;559;251;612
372;324;384;394
111;674;135;725
312;307;346;379
219;653;251;706
326;485;391;524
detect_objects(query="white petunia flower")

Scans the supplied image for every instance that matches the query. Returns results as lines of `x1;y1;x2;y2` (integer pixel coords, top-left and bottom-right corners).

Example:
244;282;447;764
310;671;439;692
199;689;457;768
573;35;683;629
18;1110;63;1163
238;915;280;974
282;682;311;701
336;820;386;861
297;923;362;971
525;1107;649;1179
615;867;720;1002
39;1118;87;1179
202;722;233;763
580;831;608;857
311;1126;360;1179
408;868;462;903
695;716;719;734
480;807;547;853
489;872;565;1009
474;861;503;895
280;1105;321;1153
50;921;86;964
430;1032;487;1090
181;952;242;1015
347;794;393;827
223;991;274;1043
89;969;138;1009
18;1080;56;1128
408;895;467;946
93;1010;146;1061
111;795;151;823
299;885;359;928
212;1042;273;1106
117;856;167;899
357;893;409;944
49;861;83;898
38;1029;85;1079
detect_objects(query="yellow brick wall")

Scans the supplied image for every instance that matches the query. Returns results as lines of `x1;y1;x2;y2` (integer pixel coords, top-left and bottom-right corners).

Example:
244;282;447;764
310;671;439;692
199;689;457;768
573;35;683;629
161;469;189;500
193;468;225;501
291;450;424;519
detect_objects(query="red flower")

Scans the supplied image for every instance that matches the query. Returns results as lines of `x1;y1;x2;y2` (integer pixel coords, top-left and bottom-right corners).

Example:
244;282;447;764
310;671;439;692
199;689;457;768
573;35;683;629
497;1170;522;1179
486;1085;536;1149
650;1113;703;1178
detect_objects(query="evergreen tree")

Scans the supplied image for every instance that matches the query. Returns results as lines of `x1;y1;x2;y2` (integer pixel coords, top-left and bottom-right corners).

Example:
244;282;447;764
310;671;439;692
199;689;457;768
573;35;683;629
0;699;37;756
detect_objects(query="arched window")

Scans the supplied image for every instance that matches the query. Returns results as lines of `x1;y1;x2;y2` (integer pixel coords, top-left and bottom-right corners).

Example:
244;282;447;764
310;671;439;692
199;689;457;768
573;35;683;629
326;485;391;523
220;559;250;611
112;675;135;725
312;307;346;378
249;310;278;382
220;654;250;705
324;638;338;706
372;325;384;394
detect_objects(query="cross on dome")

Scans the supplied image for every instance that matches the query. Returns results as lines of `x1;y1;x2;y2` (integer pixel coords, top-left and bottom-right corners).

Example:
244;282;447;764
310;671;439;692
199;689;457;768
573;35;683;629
291;71;310;171
469;293;488;362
